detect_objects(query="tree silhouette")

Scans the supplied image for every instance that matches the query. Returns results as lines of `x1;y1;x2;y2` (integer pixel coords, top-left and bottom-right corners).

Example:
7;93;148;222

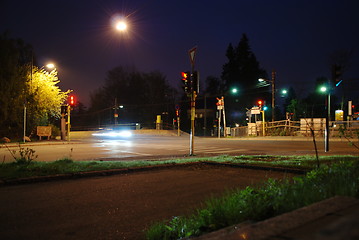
221;34;268;125
88;66;176;126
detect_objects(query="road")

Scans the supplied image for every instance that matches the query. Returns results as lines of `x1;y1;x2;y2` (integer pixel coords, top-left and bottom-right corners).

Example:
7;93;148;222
0;132;356;162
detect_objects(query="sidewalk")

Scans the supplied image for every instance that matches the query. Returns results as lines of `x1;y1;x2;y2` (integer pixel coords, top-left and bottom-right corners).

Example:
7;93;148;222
196;196;359;240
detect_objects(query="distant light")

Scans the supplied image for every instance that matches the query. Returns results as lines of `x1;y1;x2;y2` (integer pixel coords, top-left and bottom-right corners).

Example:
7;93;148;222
320;86;327;92
116;21;127;31
263;106;268;111
282;89;288;95
258;78;265;82
92;130;132;138
231;88;238;94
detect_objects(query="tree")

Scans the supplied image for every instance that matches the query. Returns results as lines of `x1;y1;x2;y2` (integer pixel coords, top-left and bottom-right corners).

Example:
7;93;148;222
221;34;268;125
0;32;70;137
27;67;70;127
302;77;329;118
0;33;30;136
204;76;223;96
89;66;176;126
282;87;297;117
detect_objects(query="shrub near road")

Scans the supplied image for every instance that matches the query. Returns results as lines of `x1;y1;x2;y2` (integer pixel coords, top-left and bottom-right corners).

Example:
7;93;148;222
146;160;359;240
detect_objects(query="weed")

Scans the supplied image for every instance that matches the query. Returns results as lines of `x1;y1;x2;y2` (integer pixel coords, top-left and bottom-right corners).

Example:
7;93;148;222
338;125;359;151
146;160;359;240
7;144;38;165
55;158;74;164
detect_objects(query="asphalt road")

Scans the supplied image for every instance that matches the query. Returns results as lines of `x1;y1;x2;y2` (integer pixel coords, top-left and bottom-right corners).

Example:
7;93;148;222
0;133;355;162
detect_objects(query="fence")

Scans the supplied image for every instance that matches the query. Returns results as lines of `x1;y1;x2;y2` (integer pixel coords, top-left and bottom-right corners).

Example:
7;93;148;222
231;119;359;138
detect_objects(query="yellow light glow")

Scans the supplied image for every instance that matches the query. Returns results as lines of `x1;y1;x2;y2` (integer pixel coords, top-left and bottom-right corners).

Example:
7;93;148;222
116;21;127;31
46;63;55;69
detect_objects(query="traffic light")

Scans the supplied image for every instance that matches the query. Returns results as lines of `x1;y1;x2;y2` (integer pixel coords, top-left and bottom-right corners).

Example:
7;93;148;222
257;100;263;107
192;71;199;93
61;105;68;115
181;71;190;94
332;64;342;87
69;95;76;106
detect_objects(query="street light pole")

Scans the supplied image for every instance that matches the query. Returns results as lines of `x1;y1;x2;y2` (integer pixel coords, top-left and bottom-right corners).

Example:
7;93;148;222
325;88;331;152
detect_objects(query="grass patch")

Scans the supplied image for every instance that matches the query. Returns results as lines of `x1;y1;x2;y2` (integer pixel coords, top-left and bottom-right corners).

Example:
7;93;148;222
145;159;359;240
0;155;358;180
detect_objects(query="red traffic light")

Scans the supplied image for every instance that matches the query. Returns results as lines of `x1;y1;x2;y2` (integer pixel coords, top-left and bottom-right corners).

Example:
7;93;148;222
69;95;76;106
181;71;191;94
181;72;189;80
257;100;263;106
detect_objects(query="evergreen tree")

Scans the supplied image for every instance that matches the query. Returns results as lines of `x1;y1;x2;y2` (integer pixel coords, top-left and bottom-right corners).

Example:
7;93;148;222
204;76;223;96
221;34;268;125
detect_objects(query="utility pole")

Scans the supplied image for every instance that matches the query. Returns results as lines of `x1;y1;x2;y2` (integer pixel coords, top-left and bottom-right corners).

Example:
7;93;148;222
271;70;276;122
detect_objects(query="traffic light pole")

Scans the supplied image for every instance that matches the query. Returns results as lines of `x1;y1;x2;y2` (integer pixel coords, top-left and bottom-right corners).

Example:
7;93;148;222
190;91;196;156
187;46;198;156
67;105;71;142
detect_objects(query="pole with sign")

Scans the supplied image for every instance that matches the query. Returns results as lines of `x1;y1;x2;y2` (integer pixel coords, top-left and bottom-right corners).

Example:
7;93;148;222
175;105;180;136
189;46;197;156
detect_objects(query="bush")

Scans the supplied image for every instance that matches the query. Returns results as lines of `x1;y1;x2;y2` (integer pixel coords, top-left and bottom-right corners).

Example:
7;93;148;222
49;124;61;138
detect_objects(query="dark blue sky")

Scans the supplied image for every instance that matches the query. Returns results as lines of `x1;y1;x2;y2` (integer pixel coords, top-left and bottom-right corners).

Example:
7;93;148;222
2;0;359;106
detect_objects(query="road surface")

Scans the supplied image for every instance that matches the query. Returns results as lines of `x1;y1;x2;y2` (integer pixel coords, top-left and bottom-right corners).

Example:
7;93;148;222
0;133;356;162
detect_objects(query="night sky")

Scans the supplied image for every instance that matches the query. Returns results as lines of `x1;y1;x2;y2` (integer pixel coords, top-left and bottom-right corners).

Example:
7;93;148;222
2;0;359;107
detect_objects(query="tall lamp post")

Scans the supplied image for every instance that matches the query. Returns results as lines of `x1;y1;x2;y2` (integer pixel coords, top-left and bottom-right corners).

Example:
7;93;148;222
258;70;276;122
320;85;330;152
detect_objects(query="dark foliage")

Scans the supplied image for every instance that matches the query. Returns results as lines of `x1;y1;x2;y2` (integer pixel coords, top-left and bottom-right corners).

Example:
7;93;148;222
88;66;177;127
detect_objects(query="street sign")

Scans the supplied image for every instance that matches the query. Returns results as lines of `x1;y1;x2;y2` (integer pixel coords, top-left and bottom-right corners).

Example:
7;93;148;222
251;107;261;115
188;46;197;68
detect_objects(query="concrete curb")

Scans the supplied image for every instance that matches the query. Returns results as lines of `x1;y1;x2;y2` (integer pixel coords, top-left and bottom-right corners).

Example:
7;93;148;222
195;196;359;240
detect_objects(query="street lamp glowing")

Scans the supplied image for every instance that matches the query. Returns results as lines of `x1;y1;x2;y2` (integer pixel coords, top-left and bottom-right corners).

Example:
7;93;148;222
320;86;327;93
258;78;265;82
46;63;55;69
231;88;238;94
281;89;288;95
116;21;127;31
